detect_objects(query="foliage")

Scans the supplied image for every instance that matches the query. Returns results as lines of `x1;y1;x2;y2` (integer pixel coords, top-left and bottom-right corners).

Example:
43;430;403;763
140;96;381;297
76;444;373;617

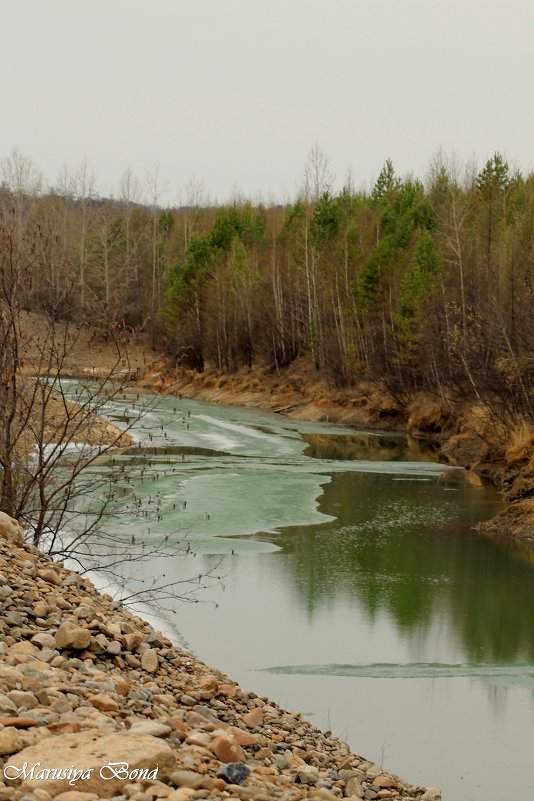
2;149;534;418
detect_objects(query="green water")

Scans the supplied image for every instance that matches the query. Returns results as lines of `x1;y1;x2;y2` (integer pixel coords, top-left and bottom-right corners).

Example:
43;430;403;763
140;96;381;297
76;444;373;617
67;387;534;801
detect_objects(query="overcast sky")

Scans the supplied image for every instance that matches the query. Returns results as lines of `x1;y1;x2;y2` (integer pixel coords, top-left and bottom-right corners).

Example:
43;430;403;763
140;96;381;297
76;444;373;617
2;0;532;204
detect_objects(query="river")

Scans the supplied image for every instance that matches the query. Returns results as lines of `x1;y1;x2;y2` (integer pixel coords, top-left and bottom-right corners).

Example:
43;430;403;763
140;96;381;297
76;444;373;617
69;387;534;801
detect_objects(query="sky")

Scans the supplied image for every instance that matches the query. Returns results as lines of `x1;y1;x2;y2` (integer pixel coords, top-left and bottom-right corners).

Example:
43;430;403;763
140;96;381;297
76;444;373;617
1;0;533;205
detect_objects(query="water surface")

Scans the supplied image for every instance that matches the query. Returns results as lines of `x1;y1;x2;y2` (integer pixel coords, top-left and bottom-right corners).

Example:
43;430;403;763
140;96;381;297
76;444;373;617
66;387;534;801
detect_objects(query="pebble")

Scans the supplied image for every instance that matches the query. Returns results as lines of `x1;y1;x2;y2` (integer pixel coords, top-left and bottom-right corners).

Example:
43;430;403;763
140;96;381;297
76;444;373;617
216;762;251;785
211;734;247;763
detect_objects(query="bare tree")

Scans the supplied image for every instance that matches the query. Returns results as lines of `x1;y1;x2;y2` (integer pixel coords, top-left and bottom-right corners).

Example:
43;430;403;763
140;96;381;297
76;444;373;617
301;143;335;202
1;148;42;198
0;206;219;609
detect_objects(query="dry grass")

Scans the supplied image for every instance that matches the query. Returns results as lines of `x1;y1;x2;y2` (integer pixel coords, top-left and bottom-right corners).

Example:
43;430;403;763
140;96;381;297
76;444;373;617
19;311;158;378
505;420;534;464
406;393;454;435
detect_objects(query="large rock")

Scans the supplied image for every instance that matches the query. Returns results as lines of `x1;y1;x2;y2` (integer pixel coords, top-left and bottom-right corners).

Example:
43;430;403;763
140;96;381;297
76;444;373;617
242;707;263;728
55;622;91;650
39;568;63;586
141;648;159;673
6;730;175;797
0;512;24;546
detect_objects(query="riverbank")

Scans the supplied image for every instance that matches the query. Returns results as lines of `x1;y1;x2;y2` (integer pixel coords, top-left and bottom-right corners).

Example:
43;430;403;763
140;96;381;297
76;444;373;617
0;516;439;801
137;359;534;542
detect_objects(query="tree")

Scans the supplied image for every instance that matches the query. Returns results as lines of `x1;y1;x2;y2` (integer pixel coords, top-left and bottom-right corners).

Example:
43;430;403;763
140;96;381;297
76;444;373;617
0;206;221;609
476;154;517;298
301;143;334;202
395;229;441;355
0;207;127;542
371;158;400;206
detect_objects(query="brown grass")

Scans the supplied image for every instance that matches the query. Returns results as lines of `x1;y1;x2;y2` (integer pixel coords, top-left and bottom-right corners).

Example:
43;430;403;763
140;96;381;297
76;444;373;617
505;420;534;464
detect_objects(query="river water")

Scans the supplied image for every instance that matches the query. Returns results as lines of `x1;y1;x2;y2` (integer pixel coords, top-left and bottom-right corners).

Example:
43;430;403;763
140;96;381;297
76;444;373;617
71;388;534;801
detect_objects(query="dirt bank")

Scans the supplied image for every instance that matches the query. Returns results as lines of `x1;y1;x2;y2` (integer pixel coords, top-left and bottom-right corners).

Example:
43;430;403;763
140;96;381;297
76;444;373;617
0;517;439;801
14;312;164;455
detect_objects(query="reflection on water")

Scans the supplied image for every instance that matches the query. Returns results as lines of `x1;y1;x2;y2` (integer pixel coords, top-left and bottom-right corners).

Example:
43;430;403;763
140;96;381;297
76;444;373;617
263;471;533;663
62;385;534;801
303;432;440;462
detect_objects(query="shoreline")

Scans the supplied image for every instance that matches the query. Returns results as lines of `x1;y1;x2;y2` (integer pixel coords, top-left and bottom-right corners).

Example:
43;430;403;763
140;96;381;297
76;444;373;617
135;359;534;543
0;518;440;801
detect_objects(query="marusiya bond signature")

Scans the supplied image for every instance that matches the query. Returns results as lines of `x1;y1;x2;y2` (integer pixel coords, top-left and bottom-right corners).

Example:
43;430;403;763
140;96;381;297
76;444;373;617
3;762;159;785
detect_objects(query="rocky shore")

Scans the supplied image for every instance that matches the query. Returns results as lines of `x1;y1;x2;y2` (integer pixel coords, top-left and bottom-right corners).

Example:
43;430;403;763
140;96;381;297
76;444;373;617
0;514;440;801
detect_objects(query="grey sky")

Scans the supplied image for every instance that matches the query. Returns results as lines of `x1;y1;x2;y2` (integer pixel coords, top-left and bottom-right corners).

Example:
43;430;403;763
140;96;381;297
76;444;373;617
2;0;533;204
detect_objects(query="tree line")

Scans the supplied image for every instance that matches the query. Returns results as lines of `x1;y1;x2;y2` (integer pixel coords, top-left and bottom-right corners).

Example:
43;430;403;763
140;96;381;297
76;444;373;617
2;148;534;421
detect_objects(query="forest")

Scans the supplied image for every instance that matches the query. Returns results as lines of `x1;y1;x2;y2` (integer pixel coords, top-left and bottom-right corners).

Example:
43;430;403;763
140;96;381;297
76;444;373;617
1;148;533;423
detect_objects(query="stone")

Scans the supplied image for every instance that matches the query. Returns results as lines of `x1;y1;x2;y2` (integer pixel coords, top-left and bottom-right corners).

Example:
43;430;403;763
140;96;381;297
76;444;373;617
169;718;188;740
166;790;198;801
185;731;212;748
29;790;53;801
242;707;264;728
74;604;93;619
219;683;239;697
311;790;341;801
141;648;159;673
372;776;398;789
111;675;129;694
230;727;261;747
0;693;18;714
54;793;100;801
366;765;382;779
9;640;39;658
8;731;175;797
87;693;119;712
216;762;251;785
0;726;23;755
345;777;364;797
191;704;221;724
296;765;320;785
6;690;38;709
211;735;247;763
0;716;38;728
124;632;145;651
420;790;441;801
33;601;50;618
0;512;24;545
129;721;172;738
147;787;178;799
55;622;91;650
5;610;25;626
31;632;57;650
170;770;211;789
39;568;62;586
